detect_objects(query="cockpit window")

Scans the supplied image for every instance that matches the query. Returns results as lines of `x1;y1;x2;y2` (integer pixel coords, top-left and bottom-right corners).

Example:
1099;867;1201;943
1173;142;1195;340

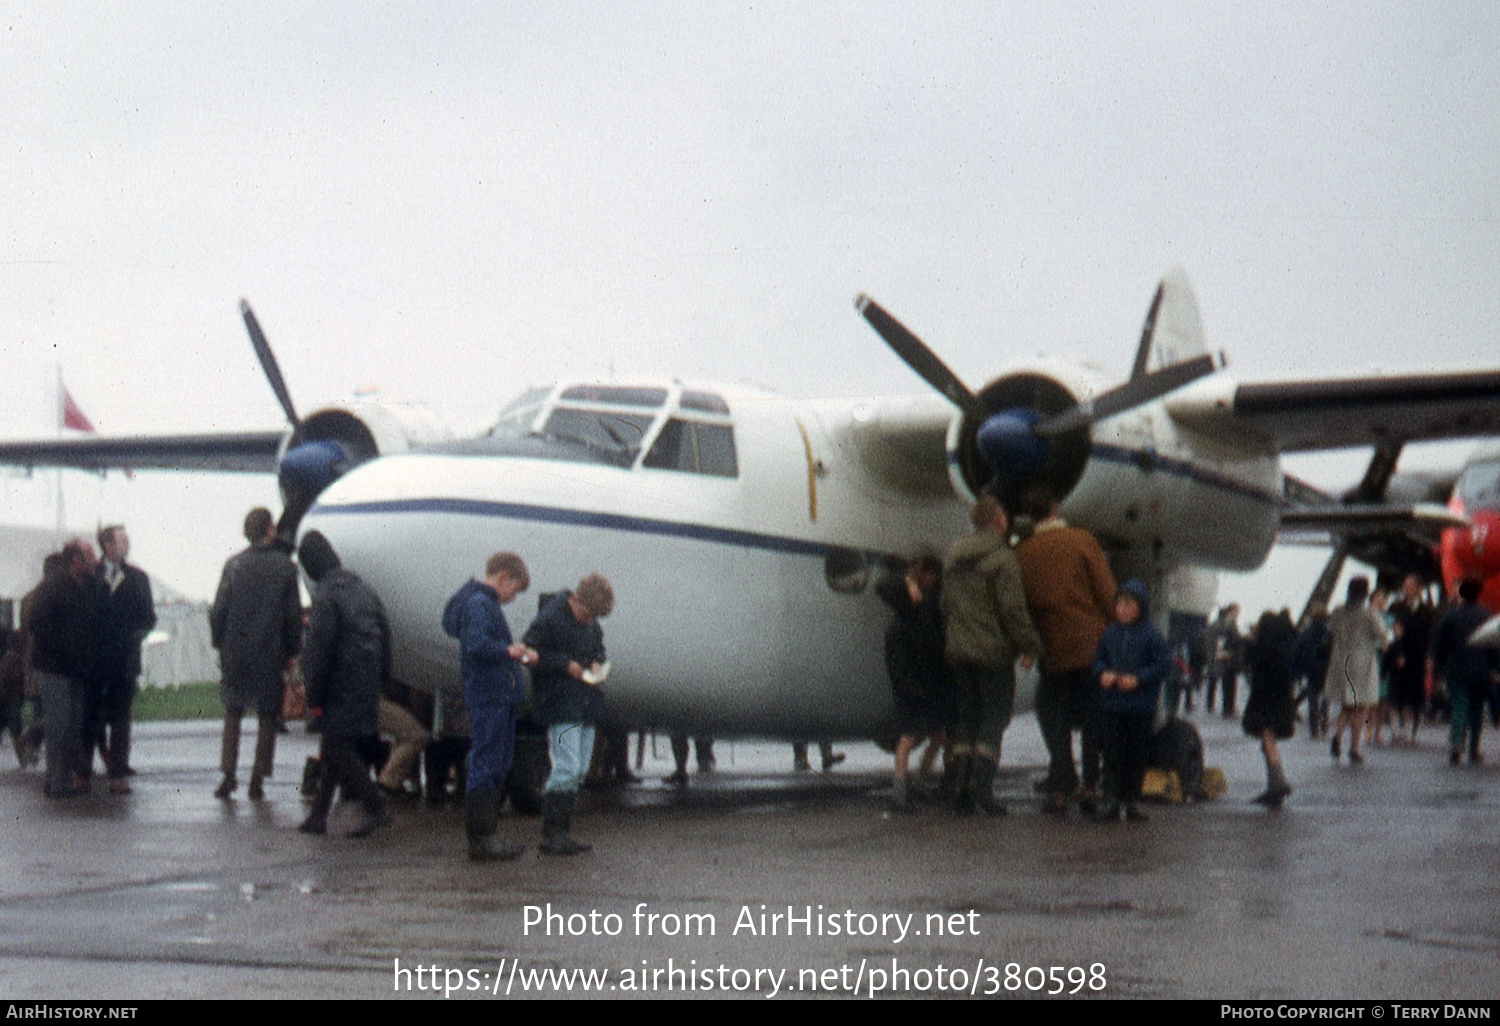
541;407;655;466
558;385;668;408
471;383;736;471
642;418;738;477
1457;460;1500;510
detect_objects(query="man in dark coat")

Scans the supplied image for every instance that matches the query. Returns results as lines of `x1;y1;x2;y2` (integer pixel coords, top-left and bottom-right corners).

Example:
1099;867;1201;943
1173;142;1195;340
1206;604;1244;718
25;539;98;798
1434;577;1500;767
1388;575;1435;745
1290;605;1332;739
525;573;612;856
90;525;156;792
296;531;391;837
209;507;301;801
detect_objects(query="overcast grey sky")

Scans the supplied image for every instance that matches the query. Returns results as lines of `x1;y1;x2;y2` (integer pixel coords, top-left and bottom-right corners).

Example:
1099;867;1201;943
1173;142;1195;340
2;2;1497;604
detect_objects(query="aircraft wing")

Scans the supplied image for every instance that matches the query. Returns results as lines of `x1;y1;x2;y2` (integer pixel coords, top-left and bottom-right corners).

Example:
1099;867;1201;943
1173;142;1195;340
1277;502;1468;545
1167;369;1500;453
0;432;283;474
1276;470;1463;583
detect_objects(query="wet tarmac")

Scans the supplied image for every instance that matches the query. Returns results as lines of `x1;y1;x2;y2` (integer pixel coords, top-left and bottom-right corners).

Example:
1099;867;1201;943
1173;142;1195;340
1;712;1497;1000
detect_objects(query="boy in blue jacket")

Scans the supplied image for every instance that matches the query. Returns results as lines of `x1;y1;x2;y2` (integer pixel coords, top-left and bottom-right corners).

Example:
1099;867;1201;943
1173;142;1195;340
1092;579;1170;823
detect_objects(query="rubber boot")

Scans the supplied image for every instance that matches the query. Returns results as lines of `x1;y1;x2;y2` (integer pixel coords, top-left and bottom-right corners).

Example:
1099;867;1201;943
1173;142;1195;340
936;757;958;804
466;789;523;861
889;775;913;813
425;747;447;804
349;801;393;838
1268;761;1293;806
951;755;975;817
1251;761;1292;808
539;792;590;856
971;757;1007;817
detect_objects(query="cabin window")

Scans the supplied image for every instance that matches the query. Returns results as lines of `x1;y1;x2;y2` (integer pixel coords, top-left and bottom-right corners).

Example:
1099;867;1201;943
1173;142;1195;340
643;418;738;477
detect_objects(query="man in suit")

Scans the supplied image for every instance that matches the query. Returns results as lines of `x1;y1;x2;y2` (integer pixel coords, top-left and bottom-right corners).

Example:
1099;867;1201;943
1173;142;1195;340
91;525;156;793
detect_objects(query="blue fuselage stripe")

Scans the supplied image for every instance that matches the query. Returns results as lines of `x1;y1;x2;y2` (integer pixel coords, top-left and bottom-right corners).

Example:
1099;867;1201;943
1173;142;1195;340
309;496;833;557
947;442;1283;507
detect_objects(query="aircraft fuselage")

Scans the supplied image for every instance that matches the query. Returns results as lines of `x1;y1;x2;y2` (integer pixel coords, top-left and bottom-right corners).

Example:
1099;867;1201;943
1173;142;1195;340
302;378;1281;738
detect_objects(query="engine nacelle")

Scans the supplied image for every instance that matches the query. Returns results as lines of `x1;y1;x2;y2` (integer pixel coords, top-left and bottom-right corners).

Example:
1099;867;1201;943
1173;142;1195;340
275;400;453;520
278;400;452;467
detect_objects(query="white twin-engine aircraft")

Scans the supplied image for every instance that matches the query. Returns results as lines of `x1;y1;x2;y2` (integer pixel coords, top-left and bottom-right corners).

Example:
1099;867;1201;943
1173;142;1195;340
4;269;1498;741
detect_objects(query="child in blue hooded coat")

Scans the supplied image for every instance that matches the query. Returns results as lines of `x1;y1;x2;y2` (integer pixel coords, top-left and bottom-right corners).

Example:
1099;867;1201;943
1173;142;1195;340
1091;579;1170;822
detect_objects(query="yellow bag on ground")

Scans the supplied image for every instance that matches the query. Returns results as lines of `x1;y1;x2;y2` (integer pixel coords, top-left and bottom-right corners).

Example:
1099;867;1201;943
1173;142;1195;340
1140;768;1182;803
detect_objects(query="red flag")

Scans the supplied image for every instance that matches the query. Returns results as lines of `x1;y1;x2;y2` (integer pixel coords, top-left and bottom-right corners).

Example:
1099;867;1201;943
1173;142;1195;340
61;386;96;433
58;376;132;476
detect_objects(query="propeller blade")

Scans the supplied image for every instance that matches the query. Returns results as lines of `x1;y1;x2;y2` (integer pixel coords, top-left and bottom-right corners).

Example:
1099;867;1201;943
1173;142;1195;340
1034;353;1216;437
856;295;984;421
240;300;299;427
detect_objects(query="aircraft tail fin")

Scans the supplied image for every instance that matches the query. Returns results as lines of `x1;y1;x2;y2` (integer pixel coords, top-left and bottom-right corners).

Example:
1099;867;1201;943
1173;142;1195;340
1132;267;1208;379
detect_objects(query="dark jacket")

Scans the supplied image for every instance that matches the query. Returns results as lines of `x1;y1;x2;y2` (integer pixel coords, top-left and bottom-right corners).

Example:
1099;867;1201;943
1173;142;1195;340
1244;610;1297;689
94;561;156;682
876;574;948;709
453;579;525;706
0;637;24;708
1289;615;1331;686
26;570;97;682
1092;580;1170;715
210;543;302;715
524;591;607;726
1242;609;1298;739
1433;600;1500;685
300;567;389;738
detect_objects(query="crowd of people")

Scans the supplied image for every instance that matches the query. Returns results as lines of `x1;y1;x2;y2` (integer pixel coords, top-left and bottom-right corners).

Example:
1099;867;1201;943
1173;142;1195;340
1170;573;1500;775
4;527;156;799
8;493;1497;849
877;485;1171;823
873;486;1500;821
